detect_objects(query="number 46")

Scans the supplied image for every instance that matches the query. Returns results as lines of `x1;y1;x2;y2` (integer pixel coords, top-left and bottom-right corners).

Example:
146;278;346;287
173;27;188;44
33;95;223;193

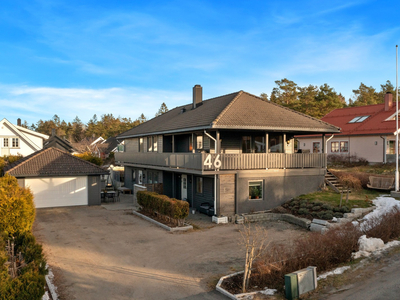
204;154;222;168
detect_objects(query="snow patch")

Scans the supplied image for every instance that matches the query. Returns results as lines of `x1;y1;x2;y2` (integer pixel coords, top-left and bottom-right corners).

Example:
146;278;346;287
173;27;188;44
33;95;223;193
260;287;277;295
358;196;400;231
317;266;351;280
358;235;384;252
45;265;59;300
42;291;50;300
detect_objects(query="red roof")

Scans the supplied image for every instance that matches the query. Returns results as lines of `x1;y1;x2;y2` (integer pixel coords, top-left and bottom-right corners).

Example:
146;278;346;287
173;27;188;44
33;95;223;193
300;102;398;137
323;103;397;136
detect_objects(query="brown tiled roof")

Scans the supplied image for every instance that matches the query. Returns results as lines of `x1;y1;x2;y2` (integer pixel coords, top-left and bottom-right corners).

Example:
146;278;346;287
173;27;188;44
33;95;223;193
3;147;107;177
118;90;340;138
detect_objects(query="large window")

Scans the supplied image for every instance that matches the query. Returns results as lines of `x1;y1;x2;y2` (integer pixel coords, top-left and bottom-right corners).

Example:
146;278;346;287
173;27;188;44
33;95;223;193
139;138;143;152
249;181;263;200
269;134;283;153
12;138;19;148
313;142;320;153
254;136;265;153
147;136;157;152
331;141;348;153
242;136;251;153
196;177;203;194
196;135;203;149
340;141;348;152
3;138;9;147
331;142;339;153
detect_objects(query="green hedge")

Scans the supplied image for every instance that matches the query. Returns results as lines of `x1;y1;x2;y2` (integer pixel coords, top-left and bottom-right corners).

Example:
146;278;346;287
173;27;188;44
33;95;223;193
0;232;47;300
0;174;35;236
137;191;189;224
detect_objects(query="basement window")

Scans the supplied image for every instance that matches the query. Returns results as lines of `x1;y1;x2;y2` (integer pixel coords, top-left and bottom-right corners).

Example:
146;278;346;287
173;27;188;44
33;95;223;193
249;181;263;200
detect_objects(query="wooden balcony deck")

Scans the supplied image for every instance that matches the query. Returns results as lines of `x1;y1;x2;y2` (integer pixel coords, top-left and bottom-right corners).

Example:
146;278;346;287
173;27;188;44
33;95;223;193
115;152;326;171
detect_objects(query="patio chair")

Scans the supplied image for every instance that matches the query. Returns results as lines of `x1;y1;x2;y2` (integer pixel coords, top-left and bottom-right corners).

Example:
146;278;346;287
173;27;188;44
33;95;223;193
106;192;115;203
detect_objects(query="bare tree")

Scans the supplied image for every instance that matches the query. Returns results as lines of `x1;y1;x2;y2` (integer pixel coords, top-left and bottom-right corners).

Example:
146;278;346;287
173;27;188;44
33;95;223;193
239;222;268;293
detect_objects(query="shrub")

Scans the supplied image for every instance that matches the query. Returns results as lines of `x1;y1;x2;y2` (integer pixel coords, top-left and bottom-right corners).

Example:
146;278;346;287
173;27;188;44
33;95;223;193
74;151;103;166
312;206;321;211
334;212;344;218
299;203;307;208
252;223;361;290
327;154;369;167
363;207;400;243
340;206;350;213
322;204;332;210
298;208;309;215
0;232;47;300
137;191;189;226
0;175;35;235
322;212;333;220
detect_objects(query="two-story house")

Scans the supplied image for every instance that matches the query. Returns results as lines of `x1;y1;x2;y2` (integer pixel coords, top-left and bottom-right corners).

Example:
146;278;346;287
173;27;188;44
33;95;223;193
116;85;340;216
0;118;49;156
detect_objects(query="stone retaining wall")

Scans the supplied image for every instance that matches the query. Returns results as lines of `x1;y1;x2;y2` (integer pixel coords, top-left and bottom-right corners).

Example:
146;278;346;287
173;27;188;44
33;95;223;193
242;213;311;229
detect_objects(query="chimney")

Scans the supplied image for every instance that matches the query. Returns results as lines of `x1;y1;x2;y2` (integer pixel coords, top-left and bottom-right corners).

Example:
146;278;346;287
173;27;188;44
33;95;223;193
193;85;202;109
17;118;21;126
51;128;56;136
385;92;393;111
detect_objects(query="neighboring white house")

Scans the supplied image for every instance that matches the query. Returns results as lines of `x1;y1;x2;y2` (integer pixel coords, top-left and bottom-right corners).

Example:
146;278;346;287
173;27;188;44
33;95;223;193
297;93;398;164
0;118;49;156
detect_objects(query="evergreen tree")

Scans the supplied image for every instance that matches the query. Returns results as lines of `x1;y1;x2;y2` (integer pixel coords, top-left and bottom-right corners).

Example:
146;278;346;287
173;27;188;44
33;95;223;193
155;103;169;117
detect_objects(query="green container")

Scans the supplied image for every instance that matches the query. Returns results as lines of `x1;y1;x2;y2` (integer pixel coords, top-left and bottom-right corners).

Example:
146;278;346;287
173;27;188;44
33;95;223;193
285;273;298;300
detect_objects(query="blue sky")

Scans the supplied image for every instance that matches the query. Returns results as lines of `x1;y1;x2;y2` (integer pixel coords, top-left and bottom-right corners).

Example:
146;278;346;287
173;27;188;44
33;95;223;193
1;0;399;126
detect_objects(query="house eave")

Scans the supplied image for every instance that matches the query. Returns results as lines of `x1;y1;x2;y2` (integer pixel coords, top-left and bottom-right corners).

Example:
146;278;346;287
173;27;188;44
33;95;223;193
117;125;212;139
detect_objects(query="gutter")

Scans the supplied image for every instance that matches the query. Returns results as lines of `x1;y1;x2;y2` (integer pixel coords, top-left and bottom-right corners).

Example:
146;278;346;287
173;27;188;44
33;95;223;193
380;136;386;163
325;135;334;154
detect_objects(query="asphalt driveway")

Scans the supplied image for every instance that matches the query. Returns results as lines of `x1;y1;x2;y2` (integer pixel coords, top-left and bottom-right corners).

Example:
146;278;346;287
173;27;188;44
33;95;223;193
33;205;307;300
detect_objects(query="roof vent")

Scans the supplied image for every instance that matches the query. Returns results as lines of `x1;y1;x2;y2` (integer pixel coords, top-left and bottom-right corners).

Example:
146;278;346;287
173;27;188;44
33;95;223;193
193;85;202;109
180;108;186;114
385;92;393;111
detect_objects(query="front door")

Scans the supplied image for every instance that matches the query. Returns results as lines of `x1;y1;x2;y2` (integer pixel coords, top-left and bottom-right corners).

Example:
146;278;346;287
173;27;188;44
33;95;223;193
138;170;143;184
181;174;187;200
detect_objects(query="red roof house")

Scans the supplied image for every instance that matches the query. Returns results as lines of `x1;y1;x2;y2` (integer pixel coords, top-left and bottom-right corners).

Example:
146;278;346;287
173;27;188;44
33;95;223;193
297;93;398;163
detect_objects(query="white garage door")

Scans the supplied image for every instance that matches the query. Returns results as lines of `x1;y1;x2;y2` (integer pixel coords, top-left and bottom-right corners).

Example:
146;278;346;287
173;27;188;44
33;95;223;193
26;177;88;208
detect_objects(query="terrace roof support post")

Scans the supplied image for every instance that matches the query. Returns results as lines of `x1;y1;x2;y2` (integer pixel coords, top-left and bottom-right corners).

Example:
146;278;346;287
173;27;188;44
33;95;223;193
216;130;221;154
265;133;269;153
172;172;175;198
191;174;194;208
283;133;287;153
172;135;175;153
322;134;326;153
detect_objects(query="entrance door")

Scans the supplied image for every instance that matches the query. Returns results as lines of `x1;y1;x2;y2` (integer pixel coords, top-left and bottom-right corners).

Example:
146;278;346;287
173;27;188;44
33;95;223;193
181;174;187;200
138;170;143;184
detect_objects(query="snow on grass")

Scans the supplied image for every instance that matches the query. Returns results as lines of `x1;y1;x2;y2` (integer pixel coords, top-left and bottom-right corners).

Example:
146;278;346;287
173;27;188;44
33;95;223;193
317;266;351;280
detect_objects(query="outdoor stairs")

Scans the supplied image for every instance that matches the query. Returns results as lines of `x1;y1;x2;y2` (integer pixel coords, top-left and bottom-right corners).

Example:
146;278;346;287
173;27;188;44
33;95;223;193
325;170;351;194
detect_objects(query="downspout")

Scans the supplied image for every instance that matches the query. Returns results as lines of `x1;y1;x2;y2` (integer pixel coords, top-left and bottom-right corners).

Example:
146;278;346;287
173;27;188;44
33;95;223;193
325;135;334;169
204;130;217;216
380;136;386;163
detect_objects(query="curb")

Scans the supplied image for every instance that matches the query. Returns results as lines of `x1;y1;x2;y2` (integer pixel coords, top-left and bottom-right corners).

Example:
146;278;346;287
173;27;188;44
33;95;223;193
132;210;193;232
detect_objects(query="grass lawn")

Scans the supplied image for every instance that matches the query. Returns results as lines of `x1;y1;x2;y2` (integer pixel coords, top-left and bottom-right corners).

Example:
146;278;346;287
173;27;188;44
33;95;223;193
296;187;380;209
329;163;396;176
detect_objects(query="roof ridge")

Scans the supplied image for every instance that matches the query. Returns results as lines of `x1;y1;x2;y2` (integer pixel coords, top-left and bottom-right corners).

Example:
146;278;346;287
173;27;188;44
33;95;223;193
212;91;243;125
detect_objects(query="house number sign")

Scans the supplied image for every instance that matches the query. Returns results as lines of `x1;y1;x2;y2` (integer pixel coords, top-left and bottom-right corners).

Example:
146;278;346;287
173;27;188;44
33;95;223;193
204;154;222;168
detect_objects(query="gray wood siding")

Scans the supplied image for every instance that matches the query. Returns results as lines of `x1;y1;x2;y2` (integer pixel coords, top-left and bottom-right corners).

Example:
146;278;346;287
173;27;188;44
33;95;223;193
221;132;241;153
219;174;235;216
193;176;214;209
124;138;137;152
88;175;101;206
158;135;163;153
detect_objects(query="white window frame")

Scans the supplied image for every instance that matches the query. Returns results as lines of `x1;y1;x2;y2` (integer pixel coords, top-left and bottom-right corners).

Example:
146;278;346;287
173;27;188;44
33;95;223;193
249;180;263;200
12;138;19;148
3;138;9;148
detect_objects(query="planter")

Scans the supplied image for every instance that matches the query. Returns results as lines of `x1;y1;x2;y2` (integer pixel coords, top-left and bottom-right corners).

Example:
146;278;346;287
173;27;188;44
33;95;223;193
212;215;228;224
132;210;193;232
216;271;277;299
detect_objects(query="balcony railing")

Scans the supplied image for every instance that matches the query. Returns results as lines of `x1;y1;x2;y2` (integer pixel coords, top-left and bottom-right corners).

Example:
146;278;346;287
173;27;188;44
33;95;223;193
115;152;326;171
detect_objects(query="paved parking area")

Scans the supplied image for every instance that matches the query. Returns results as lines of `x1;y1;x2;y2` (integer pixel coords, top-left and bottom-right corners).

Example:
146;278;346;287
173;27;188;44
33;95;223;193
33;205;307;300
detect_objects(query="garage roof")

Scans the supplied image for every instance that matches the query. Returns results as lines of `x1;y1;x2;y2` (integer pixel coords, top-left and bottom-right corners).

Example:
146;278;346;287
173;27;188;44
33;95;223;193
3;147;108;177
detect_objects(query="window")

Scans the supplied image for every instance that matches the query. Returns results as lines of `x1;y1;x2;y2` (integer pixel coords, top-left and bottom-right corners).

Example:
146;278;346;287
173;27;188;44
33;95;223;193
331;142;339;153
196;177;203;194
146;136;157;152
313;142;320;153
148;172;153;184
139;138;143;152
340;141;348;152
254;136;265;153
196;135;203;149
12;138;19;148
242;136;251;153
269;134;283;153
349;116;370;123
249;181;263;200
3;138;9;147
153;136;158;152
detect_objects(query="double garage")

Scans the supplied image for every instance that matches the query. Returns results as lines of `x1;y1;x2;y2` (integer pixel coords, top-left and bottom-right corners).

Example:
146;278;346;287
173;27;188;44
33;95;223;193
3;147;107;208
